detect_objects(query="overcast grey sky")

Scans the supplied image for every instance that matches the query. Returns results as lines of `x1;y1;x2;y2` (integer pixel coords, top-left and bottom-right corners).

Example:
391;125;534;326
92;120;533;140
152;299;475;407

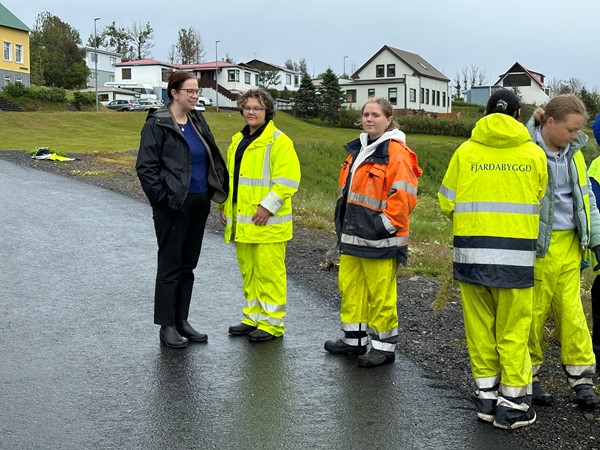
5;0;600;89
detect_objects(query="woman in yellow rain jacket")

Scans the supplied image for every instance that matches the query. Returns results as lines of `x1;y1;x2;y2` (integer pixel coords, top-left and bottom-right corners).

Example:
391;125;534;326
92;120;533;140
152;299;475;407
219;89;300;342
439;89;547;430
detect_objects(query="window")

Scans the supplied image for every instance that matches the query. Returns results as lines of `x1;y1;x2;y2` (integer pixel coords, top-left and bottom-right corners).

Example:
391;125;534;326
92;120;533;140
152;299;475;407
122;68;131;79
255;74;259;86
388;88;397;105
420;88;424;103
161;69;171;83
442;92;446;107
409;88;416;102
346;89;357;103
294;75;299;87
16;77;23;84
425;89;430;104
436;91;440;106
245;72;251;84
90;52;98;63
4;75;11;86
504;73;531;87
376;65;384;78
99;93;109;102
286;74;292;85
228;69;240;82
110;57;116;66
3;42;11;61
368;88;375;98
387;64;395;77
15;44;23;63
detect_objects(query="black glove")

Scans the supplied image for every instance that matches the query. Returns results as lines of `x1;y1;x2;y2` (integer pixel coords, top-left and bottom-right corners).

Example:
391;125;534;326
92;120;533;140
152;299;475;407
593;246;600;271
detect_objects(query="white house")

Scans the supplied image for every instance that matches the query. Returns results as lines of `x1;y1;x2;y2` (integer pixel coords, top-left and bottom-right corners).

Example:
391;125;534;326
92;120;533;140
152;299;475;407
464;62;551;106
79;45;122;89
342;45;451;114
244;59;301;92
112;59;260;107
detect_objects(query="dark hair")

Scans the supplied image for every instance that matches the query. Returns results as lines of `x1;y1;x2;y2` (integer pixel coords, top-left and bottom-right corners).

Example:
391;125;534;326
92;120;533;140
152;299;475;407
237;89;275;121
485;89;521;118
167;71;196;100
533;94;589;126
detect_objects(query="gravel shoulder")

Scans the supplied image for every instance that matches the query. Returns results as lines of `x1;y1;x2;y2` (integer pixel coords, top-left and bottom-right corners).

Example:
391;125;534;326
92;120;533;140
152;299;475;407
1;149;599;449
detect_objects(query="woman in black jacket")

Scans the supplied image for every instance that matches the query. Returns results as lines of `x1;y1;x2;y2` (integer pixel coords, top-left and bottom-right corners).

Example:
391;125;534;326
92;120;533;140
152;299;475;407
136;71;228;348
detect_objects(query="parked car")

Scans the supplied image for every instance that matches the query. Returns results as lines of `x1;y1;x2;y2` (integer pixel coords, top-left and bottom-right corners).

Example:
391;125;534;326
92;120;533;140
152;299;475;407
106;99;142;112
197;97;213;107
137;100;157;111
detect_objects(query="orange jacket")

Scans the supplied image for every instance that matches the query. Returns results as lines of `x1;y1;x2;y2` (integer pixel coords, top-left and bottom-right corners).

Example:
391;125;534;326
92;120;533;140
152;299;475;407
335;132;422;262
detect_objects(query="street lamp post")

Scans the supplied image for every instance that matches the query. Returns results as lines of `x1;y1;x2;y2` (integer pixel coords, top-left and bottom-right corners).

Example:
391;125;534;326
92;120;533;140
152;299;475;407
94;17;101;112
343;56;348;78
215;40;220;112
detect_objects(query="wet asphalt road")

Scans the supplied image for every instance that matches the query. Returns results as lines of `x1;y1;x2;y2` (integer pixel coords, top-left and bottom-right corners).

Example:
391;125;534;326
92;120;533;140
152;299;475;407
0;160;524;449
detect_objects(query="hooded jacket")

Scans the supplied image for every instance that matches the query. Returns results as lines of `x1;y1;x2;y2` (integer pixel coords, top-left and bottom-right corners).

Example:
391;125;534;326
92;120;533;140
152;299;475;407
136;107;228;209
439;113;547;288
335;129;422;262
525;117;600;258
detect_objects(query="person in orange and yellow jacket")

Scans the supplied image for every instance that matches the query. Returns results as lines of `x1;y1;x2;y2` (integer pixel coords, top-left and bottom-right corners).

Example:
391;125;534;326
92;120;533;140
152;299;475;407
324;97;422;368
219;89;300;343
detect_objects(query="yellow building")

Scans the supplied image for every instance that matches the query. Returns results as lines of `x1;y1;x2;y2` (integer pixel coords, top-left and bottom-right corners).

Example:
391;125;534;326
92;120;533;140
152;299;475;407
0;3;30;86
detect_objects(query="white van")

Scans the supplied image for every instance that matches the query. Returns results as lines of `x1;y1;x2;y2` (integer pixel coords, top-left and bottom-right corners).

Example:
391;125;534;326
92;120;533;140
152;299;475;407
103;82;158;101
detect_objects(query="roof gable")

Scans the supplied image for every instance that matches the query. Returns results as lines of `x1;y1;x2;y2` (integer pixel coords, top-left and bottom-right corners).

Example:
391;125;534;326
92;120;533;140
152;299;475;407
0;3;30;32
352;45;449;82
495;62;545;88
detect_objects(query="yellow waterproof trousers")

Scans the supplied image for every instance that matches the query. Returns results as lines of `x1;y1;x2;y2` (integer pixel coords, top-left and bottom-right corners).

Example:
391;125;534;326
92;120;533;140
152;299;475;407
236;242;287;336
460;282;533;391
338;255;398;352
529;230;595;386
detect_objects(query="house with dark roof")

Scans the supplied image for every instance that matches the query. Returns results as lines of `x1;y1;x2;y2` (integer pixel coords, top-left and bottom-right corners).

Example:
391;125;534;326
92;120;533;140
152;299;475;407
464;62;551;106
0;2;30;86
245;59;301;91
341;45;451;113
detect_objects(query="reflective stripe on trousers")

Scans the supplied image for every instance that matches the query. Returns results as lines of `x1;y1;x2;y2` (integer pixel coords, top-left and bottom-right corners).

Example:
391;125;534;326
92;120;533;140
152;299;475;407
236;241;287;336
338;255;399;352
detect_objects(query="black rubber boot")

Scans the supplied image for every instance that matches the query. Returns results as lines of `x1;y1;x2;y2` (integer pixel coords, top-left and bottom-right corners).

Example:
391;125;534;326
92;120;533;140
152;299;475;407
159;326;188;349
574;384;600;408
324;339;367;356
176;320;207;342
532;381;554;406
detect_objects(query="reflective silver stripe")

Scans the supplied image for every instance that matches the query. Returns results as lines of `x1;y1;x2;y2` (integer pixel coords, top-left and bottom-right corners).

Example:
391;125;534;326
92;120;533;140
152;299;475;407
439;184;456;201
371;340;397;352
238;177;270;187
338;187;344;197
348;191;386;210
454;201;540;214
476;390;498;400
389;180;417;196
454;247;535;267
271;177;300;189
257;301;286;314
475;375;500;389
261;131;282;180
497;395;529;411
499;384;529;398
380;213;396;233
341;233;409;248
531;365;542;378
343;336;369;346
581;184;589;195
237;214;293;225
245;312;283;327
565;364;596;377
341;322;368;332
368;327;398;339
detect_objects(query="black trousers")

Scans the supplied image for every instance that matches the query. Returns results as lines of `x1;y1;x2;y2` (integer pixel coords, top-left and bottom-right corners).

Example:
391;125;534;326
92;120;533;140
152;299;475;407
591;276;600;349
152;193;211;326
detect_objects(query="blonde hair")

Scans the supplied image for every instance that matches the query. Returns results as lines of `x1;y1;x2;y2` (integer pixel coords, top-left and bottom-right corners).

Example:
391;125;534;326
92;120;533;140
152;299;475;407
361;97;399;132
533;94;589;126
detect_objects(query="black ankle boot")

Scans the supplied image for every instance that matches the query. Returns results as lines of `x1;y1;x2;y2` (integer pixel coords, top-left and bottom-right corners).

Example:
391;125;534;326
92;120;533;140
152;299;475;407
176;320;208;343
160;326;188;348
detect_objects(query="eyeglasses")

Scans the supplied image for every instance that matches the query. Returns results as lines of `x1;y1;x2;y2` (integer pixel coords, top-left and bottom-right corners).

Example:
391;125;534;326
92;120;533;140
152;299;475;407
178;89;201;97
243;106;265;113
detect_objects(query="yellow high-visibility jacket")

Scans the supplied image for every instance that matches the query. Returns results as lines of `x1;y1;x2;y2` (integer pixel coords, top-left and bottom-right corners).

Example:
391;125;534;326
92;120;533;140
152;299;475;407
439;113;548;288
221;121;301;244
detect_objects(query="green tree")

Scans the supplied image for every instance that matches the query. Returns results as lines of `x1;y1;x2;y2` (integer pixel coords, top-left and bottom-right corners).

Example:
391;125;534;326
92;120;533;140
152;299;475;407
129;21;154;60
579;87;600;117
30;12;88;89
318;68;344;124
259;70;281;89
294;72;319;118
171;27;204;64
101;22;133;61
